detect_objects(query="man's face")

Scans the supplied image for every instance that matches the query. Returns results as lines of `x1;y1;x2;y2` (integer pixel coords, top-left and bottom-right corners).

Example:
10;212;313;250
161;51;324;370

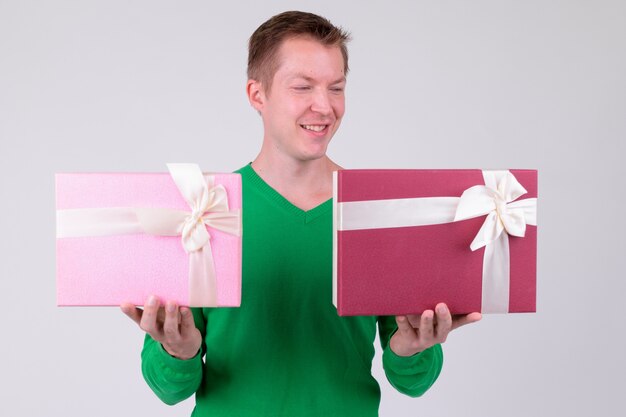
254;36;346;162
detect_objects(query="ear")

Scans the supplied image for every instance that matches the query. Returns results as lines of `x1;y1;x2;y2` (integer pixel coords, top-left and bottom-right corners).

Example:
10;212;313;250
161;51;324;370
246;79;265;113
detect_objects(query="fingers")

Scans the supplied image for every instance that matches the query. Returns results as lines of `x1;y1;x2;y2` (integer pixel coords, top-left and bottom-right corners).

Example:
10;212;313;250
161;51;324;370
163;304;202;360
396;315;417;338
434;303;452;343
394;310;435;354
391;304;481;357
412;305;459;347
419;310;435;341
179;307;196;337
406;314;421;329
138;295;165;341
120;302;143;325
162;301;183;343
390;316;419;356
123;296;201;359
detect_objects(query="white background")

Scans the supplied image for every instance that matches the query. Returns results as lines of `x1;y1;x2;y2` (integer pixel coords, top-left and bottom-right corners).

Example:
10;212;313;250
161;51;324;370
1;1;624;416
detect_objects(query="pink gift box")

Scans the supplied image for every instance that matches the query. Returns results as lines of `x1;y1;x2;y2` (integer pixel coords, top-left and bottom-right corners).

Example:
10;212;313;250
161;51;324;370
56;167;242;307
333;169;537;316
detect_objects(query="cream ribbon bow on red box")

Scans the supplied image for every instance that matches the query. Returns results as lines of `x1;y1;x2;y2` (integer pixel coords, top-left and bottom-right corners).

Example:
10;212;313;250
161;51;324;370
336;170;537;313
454;171;537;312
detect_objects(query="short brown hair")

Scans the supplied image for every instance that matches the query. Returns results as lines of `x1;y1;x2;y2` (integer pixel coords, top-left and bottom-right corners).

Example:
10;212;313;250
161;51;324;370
247;11;351;93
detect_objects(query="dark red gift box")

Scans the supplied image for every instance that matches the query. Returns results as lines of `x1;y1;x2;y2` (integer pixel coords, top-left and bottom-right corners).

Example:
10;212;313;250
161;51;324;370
333;169;537;316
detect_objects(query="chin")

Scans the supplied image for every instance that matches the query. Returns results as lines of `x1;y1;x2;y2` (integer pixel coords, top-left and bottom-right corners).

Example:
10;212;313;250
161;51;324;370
296;150;329;162
302;144;332;160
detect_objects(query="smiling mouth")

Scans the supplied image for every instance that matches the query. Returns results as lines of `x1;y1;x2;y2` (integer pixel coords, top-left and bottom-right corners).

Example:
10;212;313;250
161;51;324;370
301;124;328;132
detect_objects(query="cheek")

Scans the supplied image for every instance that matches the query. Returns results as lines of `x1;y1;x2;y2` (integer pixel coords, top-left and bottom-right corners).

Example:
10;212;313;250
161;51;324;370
282;97;310;117
333;98;346;118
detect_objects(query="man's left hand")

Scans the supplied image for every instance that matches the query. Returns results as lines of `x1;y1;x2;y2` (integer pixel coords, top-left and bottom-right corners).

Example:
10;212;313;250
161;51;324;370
389;303;482;357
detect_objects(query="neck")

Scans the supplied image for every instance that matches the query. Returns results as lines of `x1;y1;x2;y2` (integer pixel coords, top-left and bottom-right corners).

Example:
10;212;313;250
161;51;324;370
251;152;341;211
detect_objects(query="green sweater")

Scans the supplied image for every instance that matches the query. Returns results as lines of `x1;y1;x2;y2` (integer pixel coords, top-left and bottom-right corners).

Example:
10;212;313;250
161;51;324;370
141;164;443;416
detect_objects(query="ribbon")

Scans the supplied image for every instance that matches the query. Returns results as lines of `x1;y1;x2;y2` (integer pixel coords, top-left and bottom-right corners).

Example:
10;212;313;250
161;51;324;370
336;170;537;313
56;164;242;306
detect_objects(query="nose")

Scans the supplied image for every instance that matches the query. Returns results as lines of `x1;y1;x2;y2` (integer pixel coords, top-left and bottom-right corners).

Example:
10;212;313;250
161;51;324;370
310;88;332;115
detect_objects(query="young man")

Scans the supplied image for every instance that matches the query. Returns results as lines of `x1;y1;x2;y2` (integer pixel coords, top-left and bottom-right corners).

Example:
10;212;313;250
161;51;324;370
122;11;480;416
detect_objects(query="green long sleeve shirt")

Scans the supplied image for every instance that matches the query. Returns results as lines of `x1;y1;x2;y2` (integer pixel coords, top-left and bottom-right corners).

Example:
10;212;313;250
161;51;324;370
141;164;443;416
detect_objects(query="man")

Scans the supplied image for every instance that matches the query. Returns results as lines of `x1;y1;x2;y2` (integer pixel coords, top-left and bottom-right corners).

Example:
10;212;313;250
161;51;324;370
122;11;481;416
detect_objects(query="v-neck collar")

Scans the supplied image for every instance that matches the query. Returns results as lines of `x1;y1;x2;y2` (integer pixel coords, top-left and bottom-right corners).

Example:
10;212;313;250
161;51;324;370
240;163;332;223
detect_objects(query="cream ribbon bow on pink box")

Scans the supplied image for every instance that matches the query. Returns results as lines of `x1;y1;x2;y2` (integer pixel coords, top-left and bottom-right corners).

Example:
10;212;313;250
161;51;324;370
56;163;242;306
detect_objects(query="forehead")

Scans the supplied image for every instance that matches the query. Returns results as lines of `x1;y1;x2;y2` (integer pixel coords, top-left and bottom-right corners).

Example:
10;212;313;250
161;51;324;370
273;36;345;81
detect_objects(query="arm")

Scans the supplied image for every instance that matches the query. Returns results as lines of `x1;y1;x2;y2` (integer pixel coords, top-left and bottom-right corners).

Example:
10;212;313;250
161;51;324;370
122;297;206;405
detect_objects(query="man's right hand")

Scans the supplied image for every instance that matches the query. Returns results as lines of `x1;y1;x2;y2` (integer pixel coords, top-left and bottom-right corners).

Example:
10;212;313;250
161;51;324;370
121;295;202;360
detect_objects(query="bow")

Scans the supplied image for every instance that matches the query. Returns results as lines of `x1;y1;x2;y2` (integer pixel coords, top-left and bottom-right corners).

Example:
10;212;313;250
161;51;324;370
454;171;537;251
134;164;240;253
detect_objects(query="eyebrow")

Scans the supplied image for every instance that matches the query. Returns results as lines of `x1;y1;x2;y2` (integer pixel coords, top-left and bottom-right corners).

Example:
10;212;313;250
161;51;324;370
289;74;346;84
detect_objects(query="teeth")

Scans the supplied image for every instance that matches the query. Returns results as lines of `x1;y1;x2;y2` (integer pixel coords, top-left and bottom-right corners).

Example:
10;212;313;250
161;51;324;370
302;125;326;132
